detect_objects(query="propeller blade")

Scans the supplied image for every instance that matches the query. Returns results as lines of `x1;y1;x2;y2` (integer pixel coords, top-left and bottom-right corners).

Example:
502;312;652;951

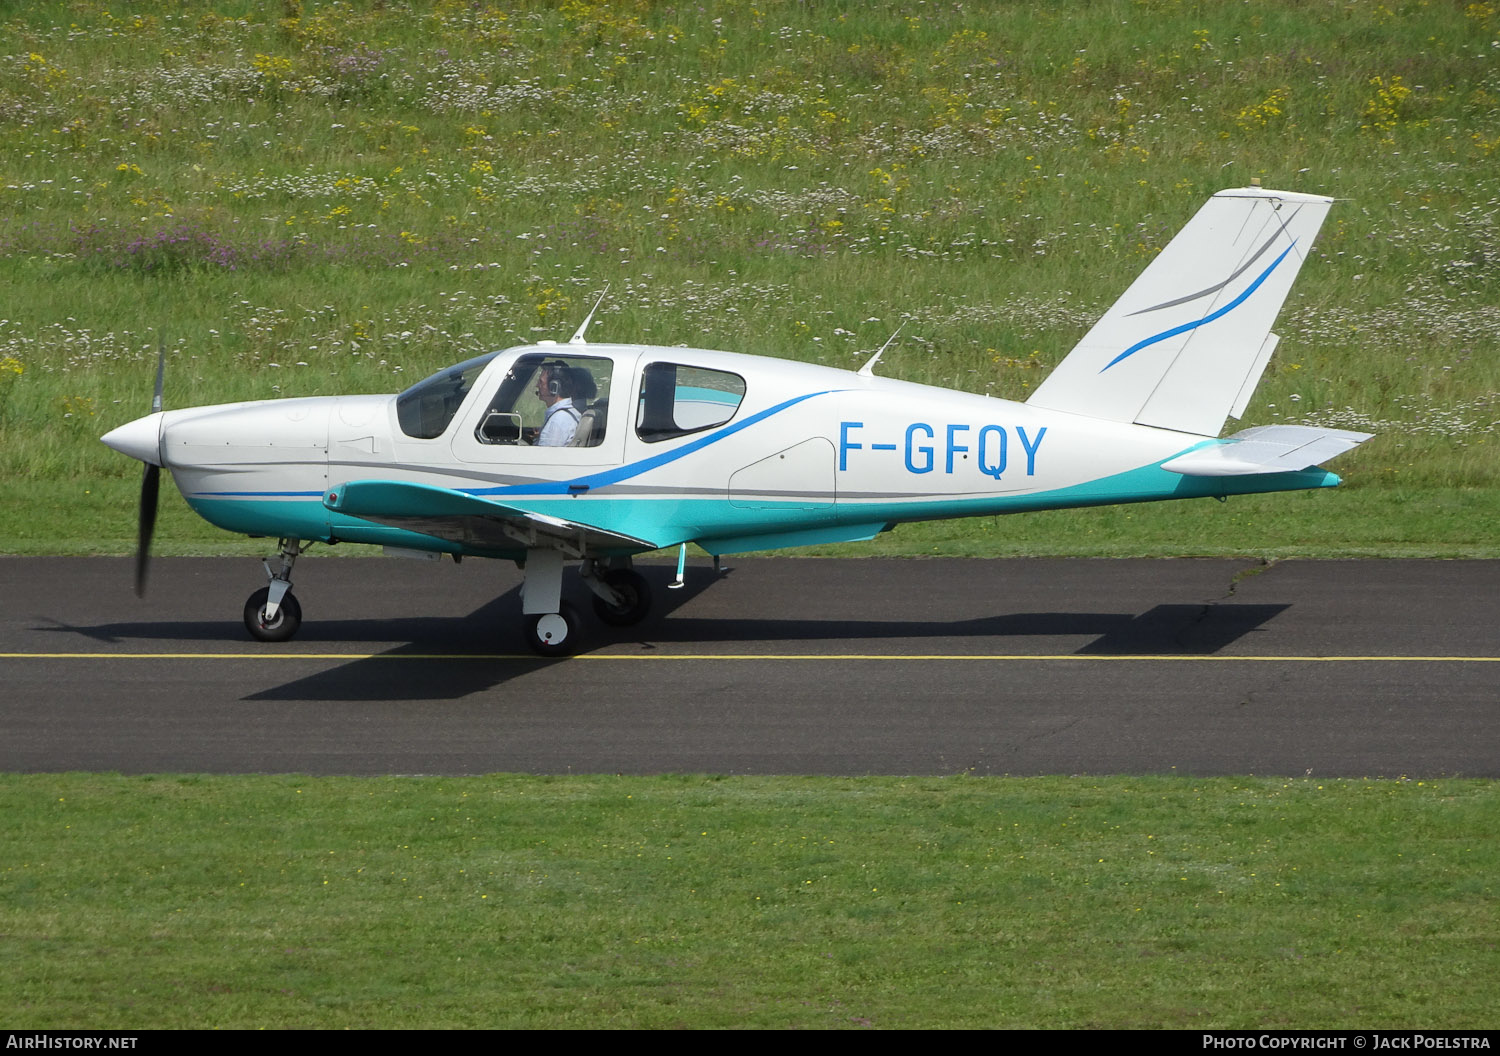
134;463;161;597
134;336;166;596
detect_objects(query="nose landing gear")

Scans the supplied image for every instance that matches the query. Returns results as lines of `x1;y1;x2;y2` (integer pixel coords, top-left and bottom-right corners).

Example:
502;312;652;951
244;538;305;643
244;585;302;642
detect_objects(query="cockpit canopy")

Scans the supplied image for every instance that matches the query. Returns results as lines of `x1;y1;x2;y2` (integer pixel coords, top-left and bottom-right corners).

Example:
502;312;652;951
396;347;747;447
395;352;498;440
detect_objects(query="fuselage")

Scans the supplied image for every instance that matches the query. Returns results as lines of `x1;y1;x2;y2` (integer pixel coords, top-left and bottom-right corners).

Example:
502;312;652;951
106;341;1338;559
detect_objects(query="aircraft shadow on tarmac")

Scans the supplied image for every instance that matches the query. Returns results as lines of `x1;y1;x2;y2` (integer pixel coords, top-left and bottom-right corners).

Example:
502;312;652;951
38;568;1288;702
242;602;1290;702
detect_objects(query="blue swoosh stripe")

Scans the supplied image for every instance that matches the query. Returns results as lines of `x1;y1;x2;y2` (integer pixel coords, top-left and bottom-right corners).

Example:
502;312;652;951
462;389;842;497
1123;207;1304;318
182;391;841;502
1100;242;1296;373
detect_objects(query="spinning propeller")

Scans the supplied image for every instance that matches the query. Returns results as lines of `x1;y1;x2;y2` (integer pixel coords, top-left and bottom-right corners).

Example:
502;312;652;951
134;340;165;595
98;339;168;596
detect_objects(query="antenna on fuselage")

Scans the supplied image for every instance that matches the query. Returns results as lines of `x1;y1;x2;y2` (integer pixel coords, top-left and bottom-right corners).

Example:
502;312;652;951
569;284;610;345
858;321;905;377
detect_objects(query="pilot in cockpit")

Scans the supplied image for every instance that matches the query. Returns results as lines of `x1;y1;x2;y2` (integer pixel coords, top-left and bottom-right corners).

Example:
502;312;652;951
533;361;596;446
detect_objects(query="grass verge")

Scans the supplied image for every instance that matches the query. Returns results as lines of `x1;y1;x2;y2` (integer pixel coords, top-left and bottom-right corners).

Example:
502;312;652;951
2;772;1494;1029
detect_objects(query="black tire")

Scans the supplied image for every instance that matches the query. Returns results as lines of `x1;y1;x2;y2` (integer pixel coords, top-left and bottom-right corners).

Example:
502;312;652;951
244;586;302;643
591;568;652;627
524;601;581;657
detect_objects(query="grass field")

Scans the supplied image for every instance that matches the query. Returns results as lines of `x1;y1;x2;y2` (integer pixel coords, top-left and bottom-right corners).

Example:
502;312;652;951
0;0;1495;556
3;772;1495;1029
2;2;1497;1031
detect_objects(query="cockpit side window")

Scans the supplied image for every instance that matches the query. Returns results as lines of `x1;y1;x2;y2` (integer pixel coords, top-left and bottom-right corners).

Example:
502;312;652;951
396;352;499;439
635;362;746;443
474;353;613;448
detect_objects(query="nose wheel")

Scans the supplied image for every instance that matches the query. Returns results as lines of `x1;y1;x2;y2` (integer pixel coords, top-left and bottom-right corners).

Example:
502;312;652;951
244;586;302;642
244;537;305;643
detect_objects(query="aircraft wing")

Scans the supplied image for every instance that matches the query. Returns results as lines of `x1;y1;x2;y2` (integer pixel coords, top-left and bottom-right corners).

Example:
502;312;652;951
324;479;657;553
1160;425;1372;476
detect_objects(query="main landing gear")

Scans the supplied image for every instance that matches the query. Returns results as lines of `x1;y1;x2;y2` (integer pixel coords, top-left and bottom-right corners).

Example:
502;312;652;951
244;538;304;643
520;552;654;657
523;601;582;658
584;565;653;627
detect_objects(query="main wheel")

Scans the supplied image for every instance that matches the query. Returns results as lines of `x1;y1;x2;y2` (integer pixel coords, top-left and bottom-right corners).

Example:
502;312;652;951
524;601;581;657
244;586;302;643
591;568;652;627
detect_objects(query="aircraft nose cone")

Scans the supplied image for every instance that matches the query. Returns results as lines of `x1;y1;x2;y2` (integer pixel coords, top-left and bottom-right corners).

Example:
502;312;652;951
101;412;163;465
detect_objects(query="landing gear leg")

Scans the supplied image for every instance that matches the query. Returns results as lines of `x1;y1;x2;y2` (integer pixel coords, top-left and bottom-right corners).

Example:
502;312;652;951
521;548;581;656
580;557;652;627
245;537;305;642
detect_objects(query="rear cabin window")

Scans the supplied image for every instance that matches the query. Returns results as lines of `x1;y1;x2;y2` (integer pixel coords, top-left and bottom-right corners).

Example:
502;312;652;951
635;363;746;443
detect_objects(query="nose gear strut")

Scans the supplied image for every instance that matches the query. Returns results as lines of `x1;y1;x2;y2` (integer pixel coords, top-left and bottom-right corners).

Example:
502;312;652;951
244;537;306;642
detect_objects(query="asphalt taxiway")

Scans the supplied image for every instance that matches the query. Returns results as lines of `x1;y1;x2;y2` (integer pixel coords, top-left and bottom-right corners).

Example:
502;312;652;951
1;556;1494;777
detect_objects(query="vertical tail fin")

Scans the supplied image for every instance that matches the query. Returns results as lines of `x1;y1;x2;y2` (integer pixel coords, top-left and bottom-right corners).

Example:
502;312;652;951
1026;186;1333;437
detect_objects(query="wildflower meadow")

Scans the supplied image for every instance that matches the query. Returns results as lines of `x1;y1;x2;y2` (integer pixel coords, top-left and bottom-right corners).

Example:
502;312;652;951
0;0;1494;554
3;4;1498;1031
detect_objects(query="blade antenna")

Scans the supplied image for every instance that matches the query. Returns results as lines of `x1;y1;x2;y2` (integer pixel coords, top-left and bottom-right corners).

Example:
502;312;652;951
569;284;610;345
858;321;905;378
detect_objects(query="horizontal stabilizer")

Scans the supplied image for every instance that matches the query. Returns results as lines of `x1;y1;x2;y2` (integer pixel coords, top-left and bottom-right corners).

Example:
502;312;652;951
1160;425;1372;477
1028;187;1334;437
326;479;656;551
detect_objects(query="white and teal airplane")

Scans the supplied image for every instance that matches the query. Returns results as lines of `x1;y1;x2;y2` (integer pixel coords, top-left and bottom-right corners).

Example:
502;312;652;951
103;185;1370;655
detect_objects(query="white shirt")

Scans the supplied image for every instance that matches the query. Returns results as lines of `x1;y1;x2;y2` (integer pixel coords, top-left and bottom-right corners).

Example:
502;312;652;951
537;399;580;447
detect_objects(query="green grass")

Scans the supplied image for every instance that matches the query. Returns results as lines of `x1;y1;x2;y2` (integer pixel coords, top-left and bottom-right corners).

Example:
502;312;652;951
2;5;1495;1031
0;0;1495;556
2;772;1494;1029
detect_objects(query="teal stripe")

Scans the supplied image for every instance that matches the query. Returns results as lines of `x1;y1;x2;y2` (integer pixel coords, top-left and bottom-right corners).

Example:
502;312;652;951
188;457;1339;555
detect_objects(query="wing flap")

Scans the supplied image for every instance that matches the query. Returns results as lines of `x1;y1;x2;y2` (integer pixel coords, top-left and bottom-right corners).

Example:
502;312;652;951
324;479;657;551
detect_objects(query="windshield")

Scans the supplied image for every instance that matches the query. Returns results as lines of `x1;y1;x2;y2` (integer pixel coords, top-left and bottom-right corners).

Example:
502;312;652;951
395;352;500;439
